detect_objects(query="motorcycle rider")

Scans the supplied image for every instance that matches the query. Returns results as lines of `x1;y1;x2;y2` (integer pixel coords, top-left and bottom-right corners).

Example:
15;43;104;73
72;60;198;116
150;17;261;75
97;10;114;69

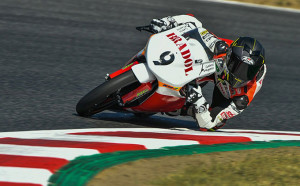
148;14;266;131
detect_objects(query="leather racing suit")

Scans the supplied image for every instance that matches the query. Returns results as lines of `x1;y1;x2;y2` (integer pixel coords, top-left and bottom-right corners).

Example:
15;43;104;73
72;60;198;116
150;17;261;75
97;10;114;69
149;14;267;131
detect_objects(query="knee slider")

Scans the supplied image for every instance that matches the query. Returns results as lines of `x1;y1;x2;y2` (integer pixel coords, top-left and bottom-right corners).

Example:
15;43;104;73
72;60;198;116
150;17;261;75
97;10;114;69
232;95;249;110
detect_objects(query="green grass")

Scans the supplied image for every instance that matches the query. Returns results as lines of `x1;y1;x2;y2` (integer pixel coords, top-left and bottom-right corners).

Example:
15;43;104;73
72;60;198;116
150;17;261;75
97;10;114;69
87;147;300;186
152;148;300;186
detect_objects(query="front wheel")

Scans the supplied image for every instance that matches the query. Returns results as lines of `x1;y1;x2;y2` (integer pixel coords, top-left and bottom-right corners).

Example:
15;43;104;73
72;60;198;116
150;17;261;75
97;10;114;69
76;70;139;116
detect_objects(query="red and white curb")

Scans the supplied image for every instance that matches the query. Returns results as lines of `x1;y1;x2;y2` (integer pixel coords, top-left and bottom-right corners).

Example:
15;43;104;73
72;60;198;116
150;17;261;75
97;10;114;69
0;128;299;186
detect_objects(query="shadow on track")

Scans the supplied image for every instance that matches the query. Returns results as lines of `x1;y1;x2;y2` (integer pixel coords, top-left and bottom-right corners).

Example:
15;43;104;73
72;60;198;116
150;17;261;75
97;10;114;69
74;112;199;130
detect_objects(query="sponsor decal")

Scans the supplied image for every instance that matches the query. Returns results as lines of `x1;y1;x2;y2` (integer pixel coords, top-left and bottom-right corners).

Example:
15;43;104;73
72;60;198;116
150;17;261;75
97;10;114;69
122;63;134;70
201;62;215;74
202;66;214;73
177;23;194;33
205;35;214;42
166;32;194;76
195;59;203;64
158;81;181;91
200;30;208;36
204;63;214;68
220;112;227;120
236;87;242;94
226;111;234;118
220;111;234;120
163;84;180;91
205;63;214;68
217;81;231;99
153;51;175;66
242;56;255;65
200;30;213;41
203;67;214;72
137;89;149;97
209;40;218;50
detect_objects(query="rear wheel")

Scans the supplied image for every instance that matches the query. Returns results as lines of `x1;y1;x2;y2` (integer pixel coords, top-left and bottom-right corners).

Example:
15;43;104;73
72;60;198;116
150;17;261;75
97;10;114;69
76;70;138;116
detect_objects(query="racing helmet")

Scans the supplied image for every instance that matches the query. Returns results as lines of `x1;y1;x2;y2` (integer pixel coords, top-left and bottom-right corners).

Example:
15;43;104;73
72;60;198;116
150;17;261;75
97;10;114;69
224;37;265;88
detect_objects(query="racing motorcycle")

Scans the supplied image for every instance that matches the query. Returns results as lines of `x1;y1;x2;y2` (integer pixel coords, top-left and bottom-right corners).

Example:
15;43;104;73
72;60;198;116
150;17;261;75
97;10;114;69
76;24;232;117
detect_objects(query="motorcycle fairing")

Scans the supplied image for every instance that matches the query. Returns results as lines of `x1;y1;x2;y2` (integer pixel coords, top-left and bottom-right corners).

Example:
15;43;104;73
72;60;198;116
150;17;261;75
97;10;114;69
109;61;139;79
124;26;217;112
126;92;186;113
112;26;228;113
146;26;215;88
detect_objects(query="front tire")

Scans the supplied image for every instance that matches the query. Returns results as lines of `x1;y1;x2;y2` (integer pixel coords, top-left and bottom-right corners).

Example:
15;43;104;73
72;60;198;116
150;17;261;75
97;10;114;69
76;70;138;116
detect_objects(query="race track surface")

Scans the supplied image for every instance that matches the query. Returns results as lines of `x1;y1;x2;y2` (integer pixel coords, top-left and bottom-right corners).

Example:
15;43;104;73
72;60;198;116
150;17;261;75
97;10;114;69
1;0;299;132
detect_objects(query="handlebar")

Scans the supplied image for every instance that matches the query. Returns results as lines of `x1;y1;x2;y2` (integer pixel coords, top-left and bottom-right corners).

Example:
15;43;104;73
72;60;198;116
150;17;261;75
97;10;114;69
136;25;155;34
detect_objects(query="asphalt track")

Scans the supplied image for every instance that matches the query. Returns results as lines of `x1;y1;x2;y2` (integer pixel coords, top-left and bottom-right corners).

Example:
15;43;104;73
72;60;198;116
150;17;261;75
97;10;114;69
0;0;299;132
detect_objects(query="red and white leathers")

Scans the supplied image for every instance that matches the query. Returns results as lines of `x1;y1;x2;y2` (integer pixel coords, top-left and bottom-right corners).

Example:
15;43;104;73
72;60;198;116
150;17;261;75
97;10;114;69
195;58;267;131
150;15;267;130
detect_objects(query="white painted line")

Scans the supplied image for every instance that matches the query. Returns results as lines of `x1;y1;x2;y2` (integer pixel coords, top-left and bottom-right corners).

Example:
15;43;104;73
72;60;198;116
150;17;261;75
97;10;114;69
0;133;199;149
1;128;299;137
0;128;298;186
1;128;299;146
164;129;300;141
147;128;300;136
0;144;99;160
221;129;300;134
0;128;174;136
199;0;300;13
0;166;52;186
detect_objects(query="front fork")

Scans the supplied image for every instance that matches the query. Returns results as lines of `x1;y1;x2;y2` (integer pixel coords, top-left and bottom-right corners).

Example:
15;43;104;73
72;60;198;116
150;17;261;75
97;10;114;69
105;48;156;108
107;49;146;80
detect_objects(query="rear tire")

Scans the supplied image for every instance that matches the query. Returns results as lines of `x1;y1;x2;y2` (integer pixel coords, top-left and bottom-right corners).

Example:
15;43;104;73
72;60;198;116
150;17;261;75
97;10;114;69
76;70;138;116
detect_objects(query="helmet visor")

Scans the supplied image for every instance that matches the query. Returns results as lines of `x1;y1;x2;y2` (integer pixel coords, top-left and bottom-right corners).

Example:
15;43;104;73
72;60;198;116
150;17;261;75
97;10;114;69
228;73;250;88
226;54;260;87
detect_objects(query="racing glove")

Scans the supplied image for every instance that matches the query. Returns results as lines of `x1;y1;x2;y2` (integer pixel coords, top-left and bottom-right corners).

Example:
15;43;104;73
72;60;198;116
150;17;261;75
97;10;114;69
150;16;178;33
186;85;215;129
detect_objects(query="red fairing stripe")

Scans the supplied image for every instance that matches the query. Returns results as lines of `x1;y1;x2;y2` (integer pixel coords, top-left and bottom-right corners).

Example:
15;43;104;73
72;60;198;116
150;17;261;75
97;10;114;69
219;37;234;46
186;14;194;17
128;92;186;112
196;76;214;84
109;61;139;79
121;82;153;104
